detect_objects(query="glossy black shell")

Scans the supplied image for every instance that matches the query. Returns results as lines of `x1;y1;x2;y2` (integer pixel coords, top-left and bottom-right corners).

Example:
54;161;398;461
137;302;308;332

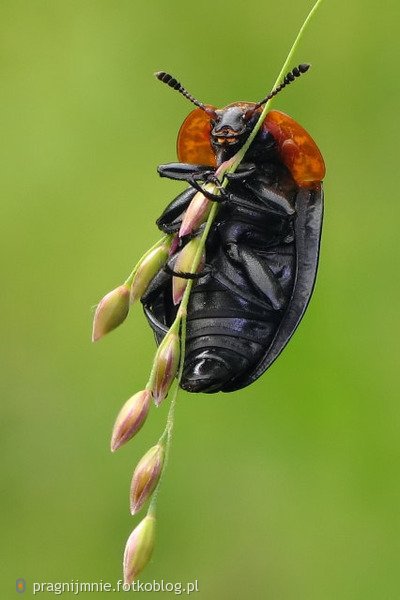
141;151;323;393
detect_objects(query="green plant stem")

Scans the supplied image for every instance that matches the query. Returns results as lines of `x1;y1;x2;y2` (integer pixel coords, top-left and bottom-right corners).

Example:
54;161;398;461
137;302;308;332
147;311;186;518
146;0;324;518
229;0;325;173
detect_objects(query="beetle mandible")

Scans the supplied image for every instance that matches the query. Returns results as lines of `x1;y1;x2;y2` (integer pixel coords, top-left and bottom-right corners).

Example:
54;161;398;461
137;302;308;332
141;65;325;393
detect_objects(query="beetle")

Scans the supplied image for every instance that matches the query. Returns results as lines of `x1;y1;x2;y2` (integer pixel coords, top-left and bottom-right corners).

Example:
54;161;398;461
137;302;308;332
141;65;325;393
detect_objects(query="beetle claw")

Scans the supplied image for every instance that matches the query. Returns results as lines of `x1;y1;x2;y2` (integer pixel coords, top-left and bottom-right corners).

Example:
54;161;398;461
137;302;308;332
164;263;212;280
188;177;227;203
224;166;257;181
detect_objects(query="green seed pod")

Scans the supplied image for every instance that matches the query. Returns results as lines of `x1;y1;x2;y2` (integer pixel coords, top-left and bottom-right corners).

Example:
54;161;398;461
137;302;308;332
123;515;155;584
172;237;203;305
179;184;215;237
130;243;170;304
110;390;152;452
130;444;165;515
92;284;130;342
152;331;180;405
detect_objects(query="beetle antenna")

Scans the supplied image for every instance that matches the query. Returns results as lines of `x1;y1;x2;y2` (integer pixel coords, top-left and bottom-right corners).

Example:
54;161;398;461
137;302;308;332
155;71;216;117
253;63;311;110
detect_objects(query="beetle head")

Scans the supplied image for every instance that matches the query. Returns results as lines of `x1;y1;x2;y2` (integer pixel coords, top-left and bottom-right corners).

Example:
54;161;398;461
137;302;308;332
209;103;261;162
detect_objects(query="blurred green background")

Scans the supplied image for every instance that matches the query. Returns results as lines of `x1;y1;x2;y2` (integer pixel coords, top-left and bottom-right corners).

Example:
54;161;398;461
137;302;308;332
1;1;399;598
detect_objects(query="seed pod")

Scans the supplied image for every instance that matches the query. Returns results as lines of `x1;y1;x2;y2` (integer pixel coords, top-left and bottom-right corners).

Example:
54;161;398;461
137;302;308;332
130;444;165;515
92;284;130;342
179;184;215;237
110;390;151;452
130;242;170;304
152;331;180;405
123;515;155;584
172;237;203;305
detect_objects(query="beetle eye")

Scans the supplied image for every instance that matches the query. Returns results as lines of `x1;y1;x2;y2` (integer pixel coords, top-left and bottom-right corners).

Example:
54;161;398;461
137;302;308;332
243;109;255;121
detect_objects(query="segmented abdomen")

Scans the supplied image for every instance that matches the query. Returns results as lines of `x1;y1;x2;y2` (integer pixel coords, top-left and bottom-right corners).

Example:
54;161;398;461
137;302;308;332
181;243;295;392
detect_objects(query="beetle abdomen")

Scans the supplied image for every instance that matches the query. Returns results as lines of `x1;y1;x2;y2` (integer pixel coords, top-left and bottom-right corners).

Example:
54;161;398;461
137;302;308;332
181;261;291;392
182;330;273;393
142;175;323;394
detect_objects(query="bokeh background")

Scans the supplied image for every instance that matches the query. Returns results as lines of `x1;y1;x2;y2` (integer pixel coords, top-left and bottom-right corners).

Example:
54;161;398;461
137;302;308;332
2;1;399;598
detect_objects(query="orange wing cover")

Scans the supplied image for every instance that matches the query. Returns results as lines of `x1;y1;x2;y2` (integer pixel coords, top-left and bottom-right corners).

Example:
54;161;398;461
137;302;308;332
177;108;216;167
264;110;325;186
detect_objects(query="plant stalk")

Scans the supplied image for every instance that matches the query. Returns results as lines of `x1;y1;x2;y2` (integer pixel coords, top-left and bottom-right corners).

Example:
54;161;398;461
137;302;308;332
147;0;325;517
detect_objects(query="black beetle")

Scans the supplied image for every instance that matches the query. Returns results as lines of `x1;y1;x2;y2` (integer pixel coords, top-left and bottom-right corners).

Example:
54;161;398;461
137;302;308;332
141;66;325;393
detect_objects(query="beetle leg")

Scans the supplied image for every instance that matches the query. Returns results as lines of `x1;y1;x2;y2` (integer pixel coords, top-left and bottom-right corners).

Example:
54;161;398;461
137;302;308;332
220;221;285;310
156;187;197;232
158;217;182;234
245;177;296;216
203;173;227;191
158;162;214;181
238;246;285;310
164;263;212;280
224;166;257;181
188;177;230;203
227;192;274;213
158;161;230;203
